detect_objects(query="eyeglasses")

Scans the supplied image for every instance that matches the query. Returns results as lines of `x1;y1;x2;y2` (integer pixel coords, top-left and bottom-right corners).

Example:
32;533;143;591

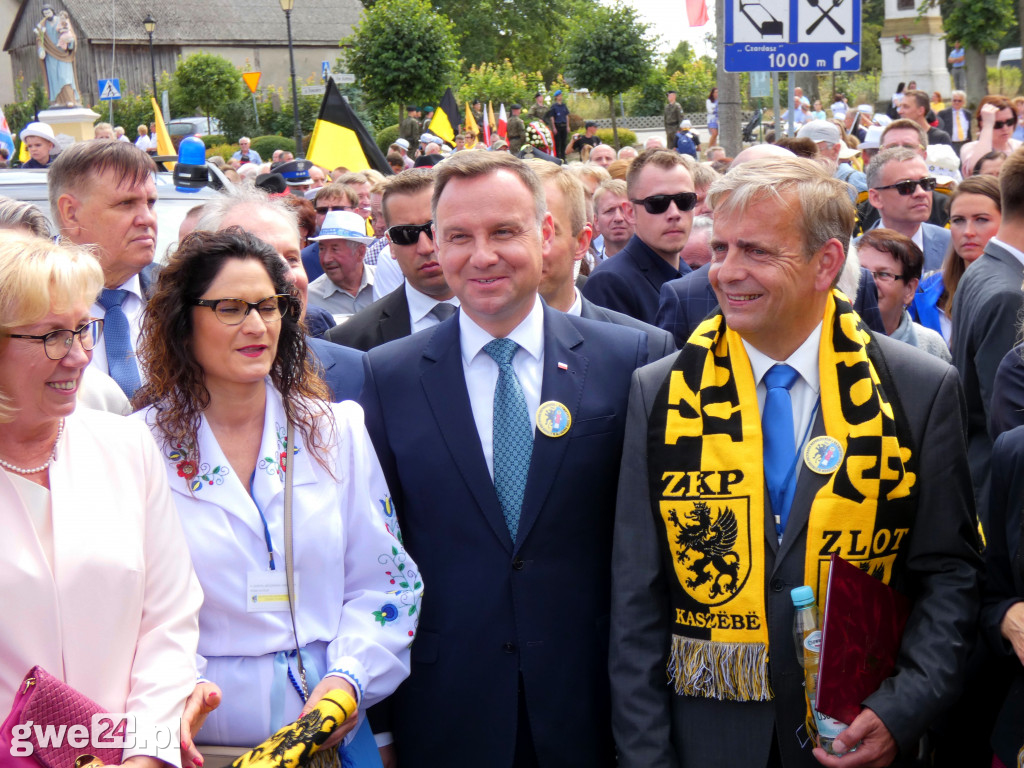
993;119;1016;130
630;192;698;214
193;295;292;326
386;221;434;246
873;176;937;195
868;270;905;283
315;205;354;215
8;318;104;360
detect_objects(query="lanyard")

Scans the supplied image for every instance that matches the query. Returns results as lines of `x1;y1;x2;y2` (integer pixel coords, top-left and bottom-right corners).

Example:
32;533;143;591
251;469;276;571
771;398;820;537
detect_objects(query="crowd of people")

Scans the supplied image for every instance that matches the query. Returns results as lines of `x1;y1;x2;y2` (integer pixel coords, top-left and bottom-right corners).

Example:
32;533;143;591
2;82;1024;768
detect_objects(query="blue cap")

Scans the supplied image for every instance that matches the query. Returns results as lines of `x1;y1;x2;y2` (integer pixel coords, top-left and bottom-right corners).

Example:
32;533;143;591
791;586;815;606
553;89;563;97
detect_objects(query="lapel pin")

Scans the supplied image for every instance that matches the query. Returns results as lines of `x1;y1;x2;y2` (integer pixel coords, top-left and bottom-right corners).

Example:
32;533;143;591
557;362;568;370
803;436;843;474
536;401;572;438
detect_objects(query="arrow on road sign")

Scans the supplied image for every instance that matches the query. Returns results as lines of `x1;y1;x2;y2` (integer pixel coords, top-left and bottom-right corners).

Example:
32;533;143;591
833;46;857;68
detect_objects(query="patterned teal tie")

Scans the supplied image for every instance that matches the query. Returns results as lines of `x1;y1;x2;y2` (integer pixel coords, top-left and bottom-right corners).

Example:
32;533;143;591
98;288;142;399
484;338;534;541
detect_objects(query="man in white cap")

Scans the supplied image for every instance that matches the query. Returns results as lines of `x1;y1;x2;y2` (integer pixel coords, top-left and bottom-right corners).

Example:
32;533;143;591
20;122;56;168
797;119;867;202
390;138;415;169
307;209;376;319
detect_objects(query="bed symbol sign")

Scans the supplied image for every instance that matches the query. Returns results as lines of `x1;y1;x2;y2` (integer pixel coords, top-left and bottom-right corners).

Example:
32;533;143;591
725;0;860;72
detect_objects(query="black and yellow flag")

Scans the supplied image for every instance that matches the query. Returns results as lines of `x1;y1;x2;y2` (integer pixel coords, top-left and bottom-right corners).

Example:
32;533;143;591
307;79;392;175
428;88;460;144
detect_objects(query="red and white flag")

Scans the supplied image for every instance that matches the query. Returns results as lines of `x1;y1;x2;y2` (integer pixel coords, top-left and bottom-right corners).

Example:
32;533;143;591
497;103;508;139
686;0;709;26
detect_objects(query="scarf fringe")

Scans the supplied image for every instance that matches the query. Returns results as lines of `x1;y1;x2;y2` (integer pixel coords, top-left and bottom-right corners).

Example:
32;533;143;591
668;634;773;702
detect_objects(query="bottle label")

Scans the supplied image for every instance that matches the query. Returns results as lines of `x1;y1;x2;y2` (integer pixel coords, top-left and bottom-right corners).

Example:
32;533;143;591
813;706;846;740
803;629;822;654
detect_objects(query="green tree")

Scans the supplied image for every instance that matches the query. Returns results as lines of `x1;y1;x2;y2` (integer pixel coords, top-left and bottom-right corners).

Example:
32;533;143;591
564;3;656;147
343;0;458;126
457;61;532;109
664;41;695;76
170;53;243;132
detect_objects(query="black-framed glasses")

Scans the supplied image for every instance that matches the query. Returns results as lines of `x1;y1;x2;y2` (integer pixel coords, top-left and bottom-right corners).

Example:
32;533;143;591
193;295;292;326
630;192;698;214
386;221;434;246
868;270;905;283
873;176;937;196
993;118;1016;130
315;205;355;215
8;318;104;360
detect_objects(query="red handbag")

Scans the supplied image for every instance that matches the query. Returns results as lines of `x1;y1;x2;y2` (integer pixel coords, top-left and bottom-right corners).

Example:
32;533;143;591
0;667;123;768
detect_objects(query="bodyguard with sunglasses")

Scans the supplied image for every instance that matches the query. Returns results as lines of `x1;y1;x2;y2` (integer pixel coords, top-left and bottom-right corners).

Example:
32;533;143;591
582;149;696;324
862;147;951;273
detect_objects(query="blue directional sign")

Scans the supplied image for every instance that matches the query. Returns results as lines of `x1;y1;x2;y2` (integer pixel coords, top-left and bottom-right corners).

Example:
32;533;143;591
321;61;331;82
725;0;860;72
98;78;121;100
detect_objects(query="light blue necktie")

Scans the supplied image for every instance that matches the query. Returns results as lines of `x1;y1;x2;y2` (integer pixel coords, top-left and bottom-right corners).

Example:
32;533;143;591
98;288;142;399
762;364;799;534
485;338;533;542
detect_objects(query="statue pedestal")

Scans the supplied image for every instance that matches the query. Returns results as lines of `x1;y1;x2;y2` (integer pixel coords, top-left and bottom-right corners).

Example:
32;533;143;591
878;0;950;102
38;106;101;149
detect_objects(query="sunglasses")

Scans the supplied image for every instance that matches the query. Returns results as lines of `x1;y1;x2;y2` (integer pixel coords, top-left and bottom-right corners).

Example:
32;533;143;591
874;176;937;195
315;205;354;215
386;221;434;246
993;119;1016;130
630;192;698;214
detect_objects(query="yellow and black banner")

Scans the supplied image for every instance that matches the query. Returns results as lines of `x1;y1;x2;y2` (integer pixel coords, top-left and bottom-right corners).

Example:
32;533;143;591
307;79;392;175
428;88;460;144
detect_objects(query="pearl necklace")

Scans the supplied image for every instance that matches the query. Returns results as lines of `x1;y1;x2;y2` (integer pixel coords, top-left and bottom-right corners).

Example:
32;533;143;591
0;418;65;475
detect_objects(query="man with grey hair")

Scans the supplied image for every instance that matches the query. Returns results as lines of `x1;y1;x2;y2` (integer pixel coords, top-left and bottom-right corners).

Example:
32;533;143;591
863;147;950;272
360;150;648;767
612;156;980;768
938;90;972;156
798;119;867;202
231;136;261;165
194;188;364;401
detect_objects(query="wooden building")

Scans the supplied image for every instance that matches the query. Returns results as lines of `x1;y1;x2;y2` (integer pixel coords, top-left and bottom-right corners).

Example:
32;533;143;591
4;0;361;109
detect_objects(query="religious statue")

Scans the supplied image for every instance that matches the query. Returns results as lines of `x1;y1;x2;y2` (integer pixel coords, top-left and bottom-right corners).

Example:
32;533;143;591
36;5;81;107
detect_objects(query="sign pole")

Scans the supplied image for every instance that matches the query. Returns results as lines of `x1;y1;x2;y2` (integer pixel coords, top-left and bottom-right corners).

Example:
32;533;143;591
787;75;795;137
772;72;780;140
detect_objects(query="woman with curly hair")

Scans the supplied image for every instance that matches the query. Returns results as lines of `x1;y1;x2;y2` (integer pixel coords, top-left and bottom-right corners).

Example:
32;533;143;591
135;228;420;768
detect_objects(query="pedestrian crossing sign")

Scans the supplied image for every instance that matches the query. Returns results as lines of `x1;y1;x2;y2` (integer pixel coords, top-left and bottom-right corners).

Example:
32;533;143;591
98;78;121;101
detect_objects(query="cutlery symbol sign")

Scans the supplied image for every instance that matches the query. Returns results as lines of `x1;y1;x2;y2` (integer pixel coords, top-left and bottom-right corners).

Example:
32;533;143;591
806;0;845;34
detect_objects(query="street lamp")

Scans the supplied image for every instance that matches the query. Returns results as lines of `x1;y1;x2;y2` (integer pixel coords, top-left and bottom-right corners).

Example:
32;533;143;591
279;0;303;154
143;15;157;97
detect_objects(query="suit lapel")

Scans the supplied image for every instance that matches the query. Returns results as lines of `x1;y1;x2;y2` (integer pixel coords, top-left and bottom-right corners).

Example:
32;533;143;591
420;318;512;551
516;308;587;550
380;287;413;343
774;407;829;567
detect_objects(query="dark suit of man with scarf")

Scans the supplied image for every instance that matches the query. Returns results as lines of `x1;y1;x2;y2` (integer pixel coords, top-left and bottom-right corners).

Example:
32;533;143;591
610;157;981;768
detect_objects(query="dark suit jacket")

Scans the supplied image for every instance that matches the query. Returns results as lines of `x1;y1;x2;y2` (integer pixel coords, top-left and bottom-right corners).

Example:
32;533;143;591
324;286;411;351
938;107;973;143
610;332;981;768
306;336;364;402
951;240;1024;512
360;306;647;768
582;234;689;325
579;296;676;360
655;264;886;348
991;343;1024;439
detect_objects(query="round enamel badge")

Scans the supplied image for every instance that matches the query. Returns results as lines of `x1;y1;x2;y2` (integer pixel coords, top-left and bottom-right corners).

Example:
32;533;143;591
803;436;843;474
536;401;572;438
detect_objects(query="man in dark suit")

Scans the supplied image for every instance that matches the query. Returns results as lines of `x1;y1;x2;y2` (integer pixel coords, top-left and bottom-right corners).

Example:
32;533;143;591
196;190;365;402
611;157;980;768
326;169;458;351
582;149;695;324
938;91;973;157
656;261;887;348
525;159;675;360
952;148;1024;512
361;152;648;767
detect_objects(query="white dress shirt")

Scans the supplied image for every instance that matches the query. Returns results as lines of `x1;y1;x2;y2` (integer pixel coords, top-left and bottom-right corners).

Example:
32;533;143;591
988;237;1024;271
405;282;460;334
88;272;145;380
460;297;545;479
372;245;405;301
567;287;584;316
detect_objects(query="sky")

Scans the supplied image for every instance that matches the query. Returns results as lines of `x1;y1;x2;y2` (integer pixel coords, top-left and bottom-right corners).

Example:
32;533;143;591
624;0;718;59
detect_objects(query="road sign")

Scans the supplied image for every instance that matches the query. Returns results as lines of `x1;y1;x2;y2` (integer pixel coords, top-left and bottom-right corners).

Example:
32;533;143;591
322;61;331;82
725;0;860;72
301;85;327;96
98;78;121;100
242;72;262;93
332;73;356;85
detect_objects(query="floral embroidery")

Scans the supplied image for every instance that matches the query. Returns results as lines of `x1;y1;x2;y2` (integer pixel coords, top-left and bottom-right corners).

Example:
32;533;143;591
168;444;229;492
373;603;399;625
258;422;300;476
375;541;422;633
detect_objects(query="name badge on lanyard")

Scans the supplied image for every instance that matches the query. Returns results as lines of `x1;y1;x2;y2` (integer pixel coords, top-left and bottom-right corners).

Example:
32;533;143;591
247;570;298;613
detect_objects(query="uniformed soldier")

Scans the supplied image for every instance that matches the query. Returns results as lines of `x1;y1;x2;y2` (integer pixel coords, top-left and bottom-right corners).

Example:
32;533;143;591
401;105;422;149
546;90;571;160
664;90;684;149
507;104;527;154
471;99;485;134
421;105;435;133
528;92;547;123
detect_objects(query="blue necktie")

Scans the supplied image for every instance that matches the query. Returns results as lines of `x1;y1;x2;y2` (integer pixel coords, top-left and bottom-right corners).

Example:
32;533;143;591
485;338;533;542
762;364;799;534
98;288;142;399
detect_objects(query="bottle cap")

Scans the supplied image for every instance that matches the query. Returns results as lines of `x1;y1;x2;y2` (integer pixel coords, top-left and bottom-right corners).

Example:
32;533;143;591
791;585;815;606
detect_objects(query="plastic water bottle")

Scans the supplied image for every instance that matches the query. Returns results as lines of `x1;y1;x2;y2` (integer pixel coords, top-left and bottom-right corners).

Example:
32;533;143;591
792;585;845;754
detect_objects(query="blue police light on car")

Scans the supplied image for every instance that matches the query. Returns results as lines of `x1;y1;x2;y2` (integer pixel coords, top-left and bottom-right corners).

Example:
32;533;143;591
173;136;208;193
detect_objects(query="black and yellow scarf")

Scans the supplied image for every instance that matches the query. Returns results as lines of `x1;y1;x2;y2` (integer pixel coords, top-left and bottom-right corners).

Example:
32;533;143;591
646;290;918;701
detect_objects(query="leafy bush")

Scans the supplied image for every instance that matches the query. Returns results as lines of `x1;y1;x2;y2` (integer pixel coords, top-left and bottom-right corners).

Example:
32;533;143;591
207;144;239;162
596;127;636;146
457;60;532;108
250;135;295;158
202;135;227;149
376;124;400;154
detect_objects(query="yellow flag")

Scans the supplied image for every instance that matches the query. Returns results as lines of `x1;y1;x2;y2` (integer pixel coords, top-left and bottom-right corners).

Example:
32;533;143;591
150;98;176;170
